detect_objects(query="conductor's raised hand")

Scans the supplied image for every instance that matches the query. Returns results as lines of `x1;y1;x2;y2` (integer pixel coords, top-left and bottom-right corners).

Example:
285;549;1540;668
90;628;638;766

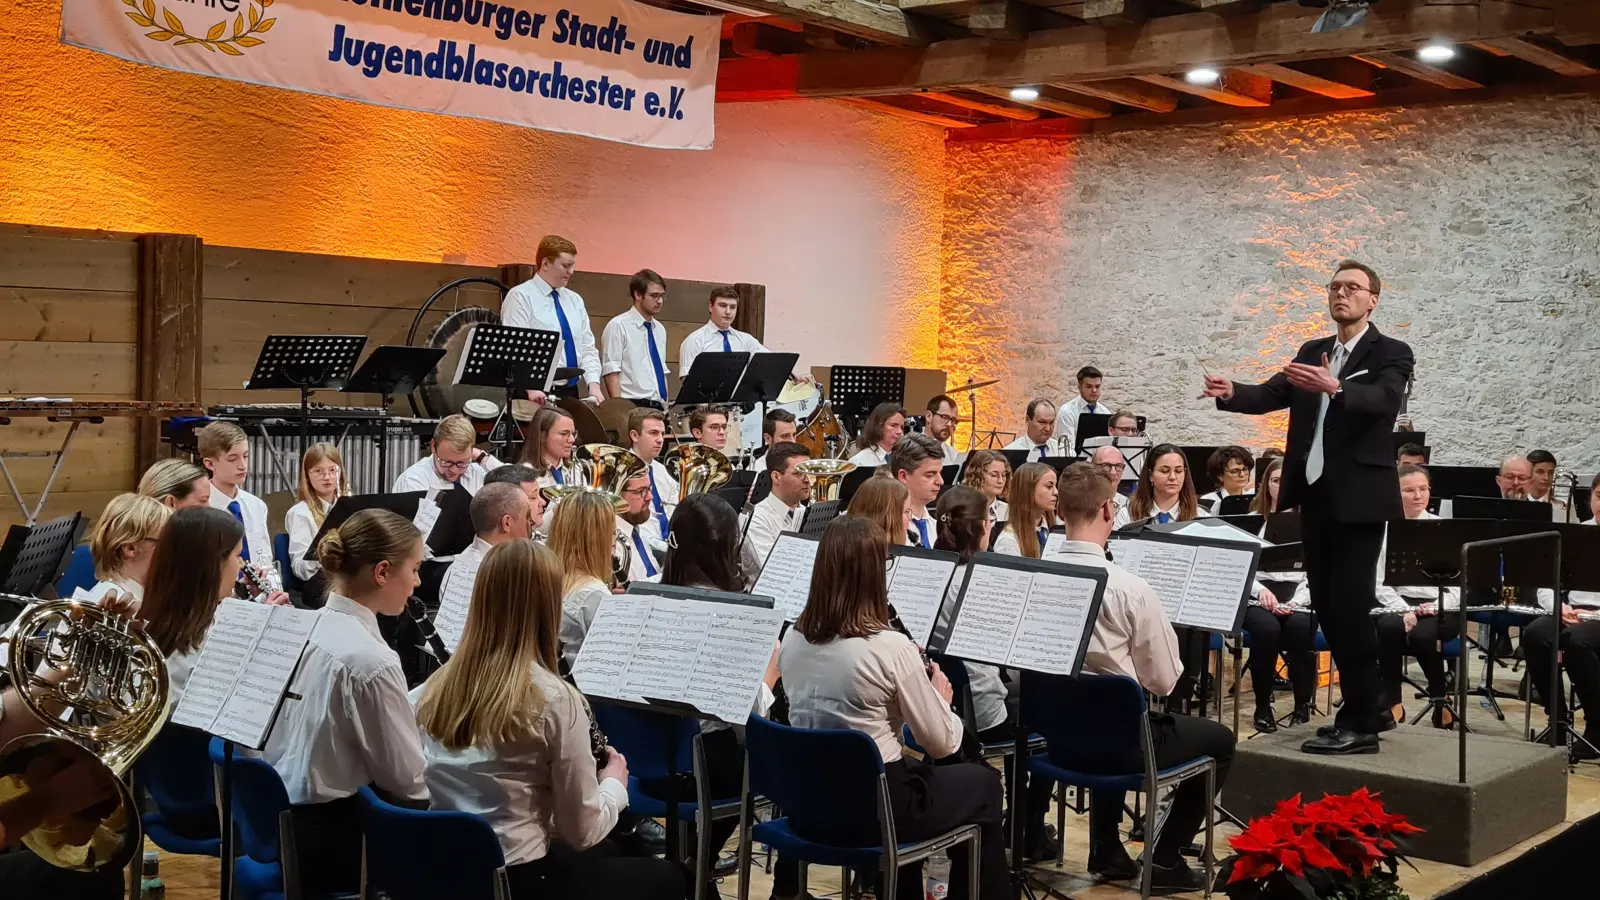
1199;375;1234;401
1283;354;1340;395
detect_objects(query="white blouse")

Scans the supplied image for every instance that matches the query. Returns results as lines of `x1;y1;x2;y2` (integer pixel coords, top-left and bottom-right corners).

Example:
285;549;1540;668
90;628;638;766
848;446;890;468
560;577;612;669
284;498;333;581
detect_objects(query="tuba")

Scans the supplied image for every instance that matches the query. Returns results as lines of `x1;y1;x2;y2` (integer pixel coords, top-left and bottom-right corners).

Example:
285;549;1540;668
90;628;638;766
0;596;169;871
541;444;648;588
665;443;733;502
796;459;857;503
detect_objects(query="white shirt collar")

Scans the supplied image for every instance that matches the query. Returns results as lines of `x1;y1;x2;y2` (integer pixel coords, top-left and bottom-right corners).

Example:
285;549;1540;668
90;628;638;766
1058;539;1107;558
529;273;557;297
1334;324;1369;356
469;535;495;555
912;504;930;522
324;592;383;641
762;491;801;515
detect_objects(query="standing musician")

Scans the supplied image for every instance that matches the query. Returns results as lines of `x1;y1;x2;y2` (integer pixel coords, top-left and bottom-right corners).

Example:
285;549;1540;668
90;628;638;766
1199;445;1255;512
991;462;1057;558
501;235;605;404
1049;463;1231;893
678;286;768;381
961;449;1010;524
924;394;964;465
1054;366;1110;453
617;468;661;582
551;492;622;666
850;476;913;547
1244;458;1317;731
262;509;429;894
137;506;244;702
848;402;906;467
779;516;1008;900
520;407;580;490
687;407;731;454
437;483;536;623
83;492;170;608
1003;399;1061;461
138;458;212;510
626;408;677;551
601;269;673;408
412;540;684;900
739;441;812;581
889;434;944;549
286;442;349;609
1521;473;1600;760
198;421;287;602
1203;259;1415;755
749;408;798;473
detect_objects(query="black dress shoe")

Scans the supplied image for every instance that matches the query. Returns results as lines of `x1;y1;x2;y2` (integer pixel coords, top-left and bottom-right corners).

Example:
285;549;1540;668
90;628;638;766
1022;825;1062;863
1301;728;1380;755
1289;703;1312;726
1316;722;1339;737
1149;859;1207;895
1087;842;1139;881
1376;714;1399;733
1253;706;1278;734
635;818;667;855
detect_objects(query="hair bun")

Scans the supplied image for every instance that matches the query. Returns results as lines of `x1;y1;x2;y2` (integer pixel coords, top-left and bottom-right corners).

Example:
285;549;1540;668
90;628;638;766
317;529;347;572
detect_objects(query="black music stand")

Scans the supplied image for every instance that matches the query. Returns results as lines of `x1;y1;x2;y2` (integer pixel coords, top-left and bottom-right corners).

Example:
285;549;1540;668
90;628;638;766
676;352;750;408
1218;495;1255;516
425;488;476;559
1427;466;1501;513
344;344;446;479
303;492;426;560
838;465;879;508
454;324;560;457
799;499;840;535
1073;413;1145;455
1179;446;1222;494
731;352;800;411
711;484;751;512
0;513;84;597
829;365;905;436
1453;495;1553;522
1219;513;1265;535
245;334;367;459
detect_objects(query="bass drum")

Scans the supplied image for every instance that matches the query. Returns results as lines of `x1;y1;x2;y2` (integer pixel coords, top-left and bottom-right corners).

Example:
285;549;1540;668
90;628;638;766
407;277;511;421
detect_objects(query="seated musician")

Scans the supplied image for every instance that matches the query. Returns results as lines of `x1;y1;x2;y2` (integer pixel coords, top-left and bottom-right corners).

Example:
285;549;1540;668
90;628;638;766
484;464;551;528
740;442;813;581
285;442;348;609
1003;399;1060;461
262;509;429;894
1088;446;1131;515
412;539;683;900
1497;455;1532;500
1243;458;1316;731
550;492;623;666
500;234;604;404
847;402;906;467
198;421;286;602
925;394;964;465
1396;442;1428;467
626;408;677;553
960;449;1010;524
600;269;673;409
520;407;580;491
889;434;944;549
1053;366;1110;453
138;458;212;510
1519;473;1600;760
687;406;731;454
1106;411;1141;439
84;492;170;608
750;408;798;473
990;461;1056;558
678;286;768;381
395;414;505;494
138;507;245;701
846;475;911;547
1199;445;1255;512
616;467;662;583
1049;463;1232;891
1527;449;1569;520
779;516;1008;900
438;483;535;614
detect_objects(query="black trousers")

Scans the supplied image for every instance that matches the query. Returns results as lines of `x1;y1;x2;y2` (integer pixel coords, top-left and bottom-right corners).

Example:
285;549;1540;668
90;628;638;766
0;846;122;900
1375;613;1459;708
507;838;686;900
1301;484;1387;734
1078;713;1235;866
973;721;1056;848
1241;606;1316;710
288;793;365;894
1521;617;1600;734
1165;627;1212;714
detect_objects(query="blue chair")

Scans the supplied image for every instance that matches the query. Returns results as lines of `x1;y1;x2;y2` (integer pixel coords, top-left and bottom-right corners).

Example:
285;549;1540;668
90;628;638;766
1021;673;1215;900
356;786;509;900
274;533;304;596
208;738;351;900
740;715;980;900
133;725;220;858
54;543;95;596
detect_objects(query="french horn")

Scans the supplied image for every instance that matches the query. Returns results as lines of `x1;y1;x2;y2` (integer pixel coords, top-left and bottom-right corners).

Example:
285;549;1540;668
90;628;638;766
0;596;169;871
665;442;733;502
796;459;857;503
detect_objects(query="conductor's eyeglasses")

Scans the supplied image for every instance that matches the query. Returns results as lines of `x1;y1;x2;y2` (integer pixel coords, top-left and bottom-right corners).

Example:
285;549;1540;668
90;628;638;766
1326;282;1372;297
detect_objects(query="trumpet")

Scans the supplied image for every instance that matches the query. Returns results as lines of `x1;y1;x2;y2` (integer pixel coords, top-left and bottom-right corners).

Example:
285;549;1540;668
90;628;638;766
796;458;856;502
0;597;169;871
665;442;733;502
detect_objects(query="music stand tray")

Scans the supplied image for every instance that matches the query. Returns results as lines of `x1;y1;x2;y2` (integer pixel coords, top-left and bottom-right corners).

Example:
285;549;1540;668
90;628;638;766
0;513;84;596
732;352;800;408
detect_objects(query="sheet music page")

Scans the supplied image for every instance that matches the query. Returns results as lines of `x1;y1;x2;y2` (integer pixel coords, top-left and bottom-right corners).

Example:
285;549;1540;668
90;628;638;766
432;558;478;653
620;598;712;702
412;489;442;539
886;555;959;646
1008;571;1100;675
211;606;318;748
942;565;1033;666
171;599;270;732
1043;532;1069;559
1175;544;1255;632
753;534;818;621
571;595;653;701
682;604;785;725
1118;540;1197;621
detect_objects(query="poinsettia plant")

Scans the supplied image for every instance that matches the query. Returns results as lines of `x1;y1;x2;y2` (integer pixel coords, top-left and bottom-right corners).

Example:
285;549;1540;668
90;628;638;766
1215;788;1423;900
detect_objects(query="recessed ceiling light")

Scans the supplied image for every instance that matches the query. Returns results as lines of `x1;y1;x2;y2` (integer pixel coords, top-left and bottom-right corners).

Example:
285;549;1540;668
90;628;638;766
1009;86;1040;101
1418;42;1456;63
1185;67;1221;85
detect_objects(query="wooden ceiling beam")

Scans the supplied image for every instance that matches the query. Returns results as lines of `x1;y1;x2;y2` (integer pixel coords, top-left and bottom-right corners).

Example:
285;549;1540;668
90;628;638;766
1078;0;1152;25
1052;78;1179;112
1135;69;1273;107
964;84;1114;117
840;97;980;126
721;0;947;46
963;0;1078;39
1234;61;1375;99
919;90;1040;119
1357;51;1485;90
1475;36;1599;76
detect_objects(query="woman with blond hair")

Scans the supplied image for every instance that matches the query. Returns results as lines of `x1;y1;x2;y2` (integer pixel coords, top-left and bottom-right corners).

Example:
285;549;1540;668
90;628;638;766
847;475;912;546
546;491;619;666
991;462;1057;559
414;539;683;900
285;442;349;607
961;449;1010;524
137;458;212;510
84;492;171;607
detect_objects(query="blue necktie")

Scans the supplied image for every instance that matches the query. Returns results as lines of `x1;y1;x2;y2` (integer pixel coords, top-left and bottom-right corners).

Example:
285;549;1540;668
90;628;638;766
1088;403;1097;413
1036;445;1047;461
644;321;668;402
914;519;930;548
648;469;670;537
227;500;251;562
1037;526;1048;551
632;528;656;577
1157;512;1172;524
552;467;564;485
551;288;578;384
720;331;732;353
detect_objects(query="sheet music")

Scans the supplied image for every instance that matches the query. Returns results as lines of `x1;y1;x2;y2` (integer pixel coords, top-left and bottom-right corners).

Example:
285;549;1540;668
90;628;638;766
886;554;959;646
753;534;818;621
682;605;785;725
1008;571;1099;675
570;594;652;701
171;600;271;732
621;598;711;702
412;488;442;539
943;566;1033;665
172;599;317;749
1179;545;1255;632
1043;532;1068;559
432;556;480;653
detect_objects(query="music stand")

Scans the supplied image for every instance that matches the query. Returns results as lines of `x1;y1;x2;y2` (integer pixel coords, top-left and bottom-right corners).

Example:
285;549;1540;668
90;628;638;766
1428;466;1501;512
829;365;905;436
711;484;751;512
799;499;840;535
1217;495;1254;516
245;334;368;459
1000;448;1034;472
731;352;800;411
454;324;561;457
424;488;476;559
1452;495;1553;522
676;352;751;409
838;465;879;508
1073;413;1143;455
1219;513;1265;535
0;513;84;597
1179;445;1222;494
303;492;426;560
344;344;446;477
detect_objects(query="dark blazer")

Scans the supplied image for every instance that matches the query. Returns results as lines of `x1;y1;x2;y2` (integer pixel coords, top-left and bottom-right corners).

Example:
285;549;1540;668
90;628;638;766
1219;325;1414;524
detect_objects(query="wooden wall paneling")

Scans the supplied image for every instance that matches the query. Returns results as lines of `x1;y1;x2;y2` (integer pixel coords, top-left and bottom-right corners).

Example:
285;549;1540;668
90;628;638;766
733;283;767;342
206;245;500;308
1;490;127;536
1;420;139;495
0;287;138;342
136;233;203;473
0;342;137;395
0;223;137;292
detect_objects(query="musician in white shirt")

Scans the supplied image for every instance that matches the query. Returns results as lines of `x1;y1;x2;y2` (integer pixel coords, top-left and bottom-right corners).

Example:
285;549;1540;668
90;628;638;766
1003;399;1061;461
138;506;245;702
1198;445;1255;513
740;443;812;582
519;407;579;494
198;421;286;601
394;414;506;497
960;450;1011;525
687;407;731;453
84;492;170;609
1115;444;1208;530
925;393;965;465
413;539;685;900
626;408;677;551
285;442;349;608
779;516;1007;900
138;458;212;510
500;234;604;404
1054;366;1110;453
1527;449;1571;521
750;408;798;473
1049;463;1229;892
600;270;672;407
890;434;944;549
616;468;662;583
677;286;768;379
435;483;535;646
1518;474;1600;760
990;462;1056;559
263;509;428;895
847;402;905;468
1088;446;1131;517
483;464;550;527
549;492;622;666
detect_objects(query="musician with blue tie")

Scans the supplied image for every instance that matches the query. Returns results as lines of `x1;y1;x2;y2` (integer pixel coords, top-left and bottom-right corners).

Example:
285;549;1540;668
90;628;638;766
616;468;661;584
500;235;605;405
889;434;945;549
1114;443;1205;529
677;285;769;380
1054;365;1111;452
600;269;672;408
1003;399;1063;460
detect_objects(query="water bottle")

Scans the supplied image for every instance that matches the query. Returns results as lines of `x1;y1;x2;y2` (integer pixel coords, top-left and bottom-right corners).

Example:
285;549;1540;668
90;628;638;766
924;851;952;900
140;849;165;900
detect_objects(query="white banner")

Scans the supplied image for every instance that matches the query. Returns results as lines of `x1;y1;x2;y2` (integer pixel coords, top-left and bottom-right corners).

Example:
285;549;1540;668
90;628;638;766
61;0;721;149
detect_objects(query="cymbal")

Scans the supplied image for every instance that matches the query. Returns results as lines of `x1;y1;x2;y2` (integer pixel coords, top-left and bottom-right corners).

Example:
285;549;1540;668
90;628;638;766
947;378;1000;395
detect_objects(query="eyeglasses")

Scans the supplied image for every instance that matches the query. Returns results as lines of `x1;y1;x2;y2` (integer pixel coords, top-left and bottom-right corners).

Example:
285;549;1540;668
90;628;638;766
1224;465;1251;477
928;412;958;425
1326;282;1373;297
434;456;472;472
1095;462;1126;474
621;485;653;498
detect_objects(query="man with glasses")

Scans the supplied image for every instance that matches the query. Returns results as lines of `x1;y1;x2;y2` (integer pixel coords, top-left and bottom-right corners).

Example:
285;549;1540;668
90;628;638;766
925;393;964;464
617;469;662;583
601;269;673;409
1497;455;1533;500
1090;445;1131;514
1202;259;1415;756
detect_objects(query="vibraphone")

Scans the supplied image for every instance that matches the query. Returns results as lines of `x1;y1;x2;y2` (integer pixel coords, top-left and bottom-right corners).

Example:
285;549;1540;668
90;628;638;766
205;404;439;495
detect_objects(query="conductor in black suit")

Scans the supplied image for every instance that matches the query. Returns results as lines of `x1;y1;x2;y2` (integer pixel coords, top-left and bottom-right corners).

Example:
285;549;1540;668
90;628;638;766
1201;260;1414;755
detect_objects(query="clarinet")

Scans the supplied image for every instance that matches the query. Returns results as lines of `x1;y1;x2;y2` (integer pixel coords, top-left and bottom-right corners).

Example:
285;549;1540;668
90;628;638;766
405;595;452;665
887;603;933;674
558;648;612;773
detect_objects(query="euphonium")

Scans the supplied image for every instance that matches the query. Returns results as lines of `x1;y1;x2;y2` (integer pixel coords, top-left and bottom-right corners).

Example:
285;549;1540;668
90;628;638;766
666;442;733;502
796;458;856;502
541;444;648;506
0;597;170;871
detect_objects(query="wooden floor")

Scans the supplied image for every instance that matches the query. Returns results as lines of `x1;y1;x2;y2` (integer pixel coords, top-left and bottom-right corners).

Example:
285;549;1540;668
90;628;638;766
153;652;1599;900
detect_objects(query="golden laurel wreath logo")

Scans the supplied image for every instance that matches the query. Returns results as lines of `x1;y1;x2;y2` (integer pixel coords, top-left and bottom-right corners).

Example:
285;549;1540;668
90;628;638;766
122;0;276;55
